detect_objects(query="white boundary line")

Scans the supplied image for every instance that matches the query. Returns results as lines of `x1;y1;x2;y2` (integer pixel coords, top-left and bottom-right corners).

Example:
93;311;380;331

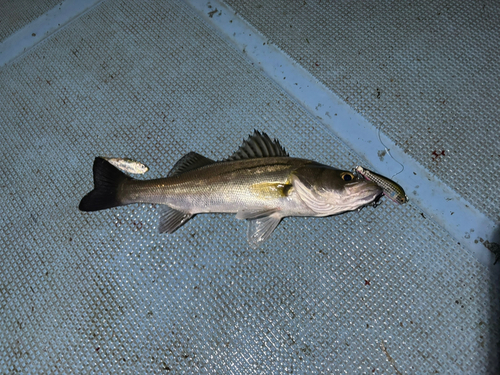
186;0;499;270
0;0;104;68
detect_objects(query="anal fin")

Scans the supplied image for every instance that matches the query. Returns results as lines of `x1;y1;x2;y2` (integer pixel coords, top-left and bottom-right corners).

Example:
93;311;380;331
158;205;194;234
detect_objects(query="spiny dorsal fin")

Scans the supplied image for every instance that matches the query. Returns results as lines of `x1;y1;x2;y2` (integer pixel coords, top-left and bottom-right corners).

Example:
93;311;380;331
226;130;288;161
167;152;215;177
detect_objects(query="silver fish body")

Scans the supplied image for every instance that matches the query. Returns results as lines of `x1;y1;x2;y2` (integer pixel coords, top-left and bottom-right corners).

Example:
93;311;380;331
354;166;408;204
122;157;381;215
80;131;383;246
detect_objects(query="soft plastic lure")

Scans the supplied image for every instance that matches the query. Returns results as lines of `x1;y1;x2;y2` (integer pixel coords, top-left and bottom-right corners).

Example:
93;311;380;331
354;166;408;204
102;157;149;175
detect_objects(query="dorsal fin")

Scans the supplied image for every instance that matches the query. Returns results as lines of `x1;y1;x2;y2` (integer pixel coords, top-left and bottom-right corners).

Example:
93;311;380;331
226;130;288;161
167;152;215;177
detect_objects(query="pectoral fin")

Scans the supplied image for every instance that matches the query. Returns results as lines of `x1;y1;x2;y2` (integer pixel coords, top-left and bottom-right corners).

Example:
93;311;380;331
246;212;282;248
236;208;279;220
158;205;194;233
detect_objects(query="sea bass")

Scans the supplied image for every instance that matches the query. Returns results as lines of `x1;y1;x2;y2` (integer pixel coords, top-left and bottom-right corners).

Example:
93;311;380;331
79;131;383;246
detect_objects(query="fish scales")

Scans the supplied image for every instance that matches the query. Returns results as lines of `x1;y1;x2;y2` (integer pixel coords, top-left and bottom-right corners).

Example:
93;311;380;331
122;157;312;214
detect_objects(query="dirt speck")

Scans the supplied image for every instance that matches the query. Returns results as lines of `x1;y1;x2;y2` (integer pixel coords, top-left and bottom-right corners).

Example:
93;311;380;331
377;149;386;161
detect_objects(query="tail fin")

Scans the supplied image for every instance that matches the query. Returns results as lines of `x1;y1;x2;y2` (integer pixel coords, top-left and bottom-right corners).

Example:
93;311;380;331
79;157;133;211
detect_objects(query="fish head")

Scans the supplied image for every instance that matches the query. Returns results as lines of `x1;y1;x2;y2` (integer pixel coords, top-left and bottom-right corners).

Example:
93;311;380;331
292;165;383;216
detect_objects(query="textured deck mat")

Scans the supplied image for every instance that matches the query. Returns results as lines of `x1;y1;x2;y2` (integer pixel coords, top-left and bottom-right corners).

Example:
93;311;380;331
224;0;500;224
0;0;499;373
0;0;62;42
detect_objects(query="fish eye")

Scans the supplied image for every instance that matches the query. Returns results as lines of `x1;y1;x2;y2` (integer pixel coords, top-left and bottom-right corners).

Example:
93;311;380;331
341;172;354;181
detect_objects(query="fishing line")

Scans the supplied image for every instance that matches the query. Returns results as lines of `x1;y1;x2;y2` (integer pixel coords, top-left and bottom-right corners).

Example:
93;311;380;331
377;123;404;178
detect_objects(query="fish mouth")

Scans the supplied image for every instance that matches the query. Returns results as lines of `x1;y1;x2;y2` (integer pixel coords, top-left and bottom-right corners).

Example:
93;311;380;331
348;181;384;206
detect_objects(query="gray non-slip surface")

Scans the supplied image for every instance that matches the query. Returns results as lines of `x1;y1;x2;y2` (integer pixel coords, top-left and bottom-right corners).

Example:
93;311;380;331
225;0;500;224
0;0;62;42
0;0;499;373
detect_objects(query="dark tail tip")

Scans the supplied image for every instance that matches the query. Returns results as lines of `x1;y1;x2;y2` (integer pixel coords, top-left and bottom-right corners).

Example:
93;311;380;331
79;157;133;211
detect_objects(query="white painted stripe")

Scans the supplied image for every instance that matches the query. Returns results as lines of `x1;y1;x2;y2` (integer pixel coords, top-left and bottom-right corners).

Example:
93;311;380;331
186;0;499;270
0;0;104;68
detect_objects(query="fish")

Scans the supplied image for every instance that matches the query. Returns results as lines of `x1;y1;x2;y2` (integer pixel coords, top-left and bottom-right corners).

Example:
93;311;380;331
79;130;383;246
101;157;149;174
354;166;408;204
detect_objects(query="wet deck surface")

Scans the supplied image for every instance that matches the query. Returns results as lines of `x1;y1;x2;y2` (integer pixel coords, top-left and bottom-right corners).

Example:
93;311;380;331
1;0;499;373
